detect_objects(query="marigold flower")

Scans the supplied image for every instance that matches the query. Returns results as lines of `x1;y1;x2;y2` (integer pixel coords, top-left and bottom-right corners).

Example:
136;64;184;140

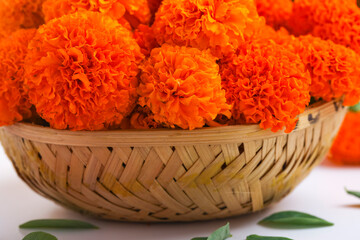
152;0;264;58
329;110;360;165
297;35;360;106
130;106;160;129
133;24;160;57
289;0;360;54
220;39;311;133
0;0;44;38
25;12;143;130
0;29;36;126
254;0;293;30
138;44;231;130
42;0;151;28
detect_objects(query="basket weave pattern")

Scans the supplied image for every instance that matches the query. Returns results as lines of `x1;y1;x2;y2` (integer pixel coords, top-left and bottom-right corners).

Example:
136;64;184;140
0;101;346;222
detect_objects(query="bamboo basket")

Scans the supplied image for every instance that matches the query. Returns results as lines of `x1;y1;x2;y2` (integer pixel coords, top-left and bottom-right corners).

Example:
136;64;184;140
0;100;346;222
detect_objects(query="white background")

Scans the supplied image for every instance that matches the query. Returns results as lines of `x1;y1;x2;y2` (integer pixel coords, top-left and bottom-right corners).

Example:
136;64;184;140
1;145;360;240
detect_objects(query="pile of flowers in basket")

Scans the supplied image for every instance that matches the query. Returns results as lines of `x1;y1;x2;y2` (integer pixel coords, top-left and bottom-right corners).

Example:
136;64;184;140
0;0;360;133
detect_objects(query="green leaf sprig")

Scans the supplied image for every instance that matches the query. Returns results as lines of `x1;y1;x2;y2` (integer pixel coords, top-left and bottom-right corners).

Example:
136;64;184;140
20;219;98;240
191;223;232;240
258;211;333;228
246;235;293;240
20;219;98;229
345;188;360;199
22;231;57;240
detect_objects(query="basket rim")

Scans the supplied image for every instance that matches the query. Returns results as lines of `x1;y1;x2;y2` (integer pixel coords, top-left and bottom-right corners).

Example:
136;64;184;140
2;100;344;147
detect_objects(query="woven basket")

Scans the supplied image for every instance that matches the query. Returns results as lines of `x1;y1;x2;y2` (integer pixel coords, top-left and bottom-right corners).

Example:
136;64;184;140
0;100;346;222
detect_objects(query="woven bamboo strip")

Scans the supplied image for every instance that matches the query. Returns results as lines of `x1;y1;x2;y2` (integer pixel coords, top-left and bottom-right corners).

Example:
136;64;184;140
0;100;347;222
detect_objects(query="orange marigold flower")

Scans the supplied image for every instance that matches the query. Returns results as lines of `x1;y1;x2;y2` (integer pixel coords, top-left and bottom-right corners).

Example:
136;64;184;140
138;44;231;130
297;35;360;106
130;106;160;129
220;39;311;133
0;0;44;37
152;0;264;58
25;12;144;131
289;0;360;54
42;0;150;29
0;29;36;126
133;24;160;57
255;0;293;30
329;110;360;165
263;27;360;106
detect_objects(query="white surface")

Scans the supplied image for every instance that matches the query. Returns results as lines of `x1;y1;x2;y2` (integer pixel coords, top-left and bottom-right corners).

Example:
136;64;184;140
0;145;360;240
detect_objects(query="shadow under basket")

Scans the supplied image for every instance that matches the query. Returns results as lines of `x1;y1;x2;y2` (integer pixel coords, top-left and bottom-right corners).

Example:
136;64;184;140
0;100;346;222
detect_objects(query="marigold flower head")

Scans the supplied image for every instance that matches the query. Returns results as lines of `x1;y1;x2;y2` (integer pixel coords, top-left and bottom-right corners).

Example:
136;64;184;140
261;27;360;106
25;12;144;130
42;0;151;28
329;110;360;165
133;24;160;57
152;0;264;58
0;0;44;37
296;35;360;106
138;44;231;130
0;29;36;126
255;0;293;30
220;39;311;133
289;0;360;54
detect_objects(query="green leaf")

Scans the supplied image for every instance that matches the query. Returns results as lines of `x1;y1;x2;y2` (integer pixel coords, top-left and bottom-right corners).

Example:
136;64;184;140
208;223;232;240
258;211;334;228
349;102;360;112
346;188;360;198
19;219;98;229
191;223;232;240
246;234;293;240
22;231;57;240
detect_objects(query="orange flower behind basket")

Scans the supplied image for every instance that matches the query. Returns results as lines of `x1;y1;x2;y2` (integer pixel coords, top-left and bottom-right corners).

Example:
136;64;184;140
220;39;311;133
25;12;144;131
0;29;36;126
152;0;264;58
138;44;231;130
255;0;293;30
0;0;44;38
329;108;360;165
42;0;151;28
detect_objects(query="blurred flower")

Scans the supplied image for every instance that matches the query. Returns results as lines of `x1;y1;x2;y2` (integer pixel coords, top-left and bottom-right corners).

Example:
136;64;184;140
138;44;231;130
25;12;144;130
220;39;311;133
0;29;36;126
152;0;264;58
329;108;360;165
